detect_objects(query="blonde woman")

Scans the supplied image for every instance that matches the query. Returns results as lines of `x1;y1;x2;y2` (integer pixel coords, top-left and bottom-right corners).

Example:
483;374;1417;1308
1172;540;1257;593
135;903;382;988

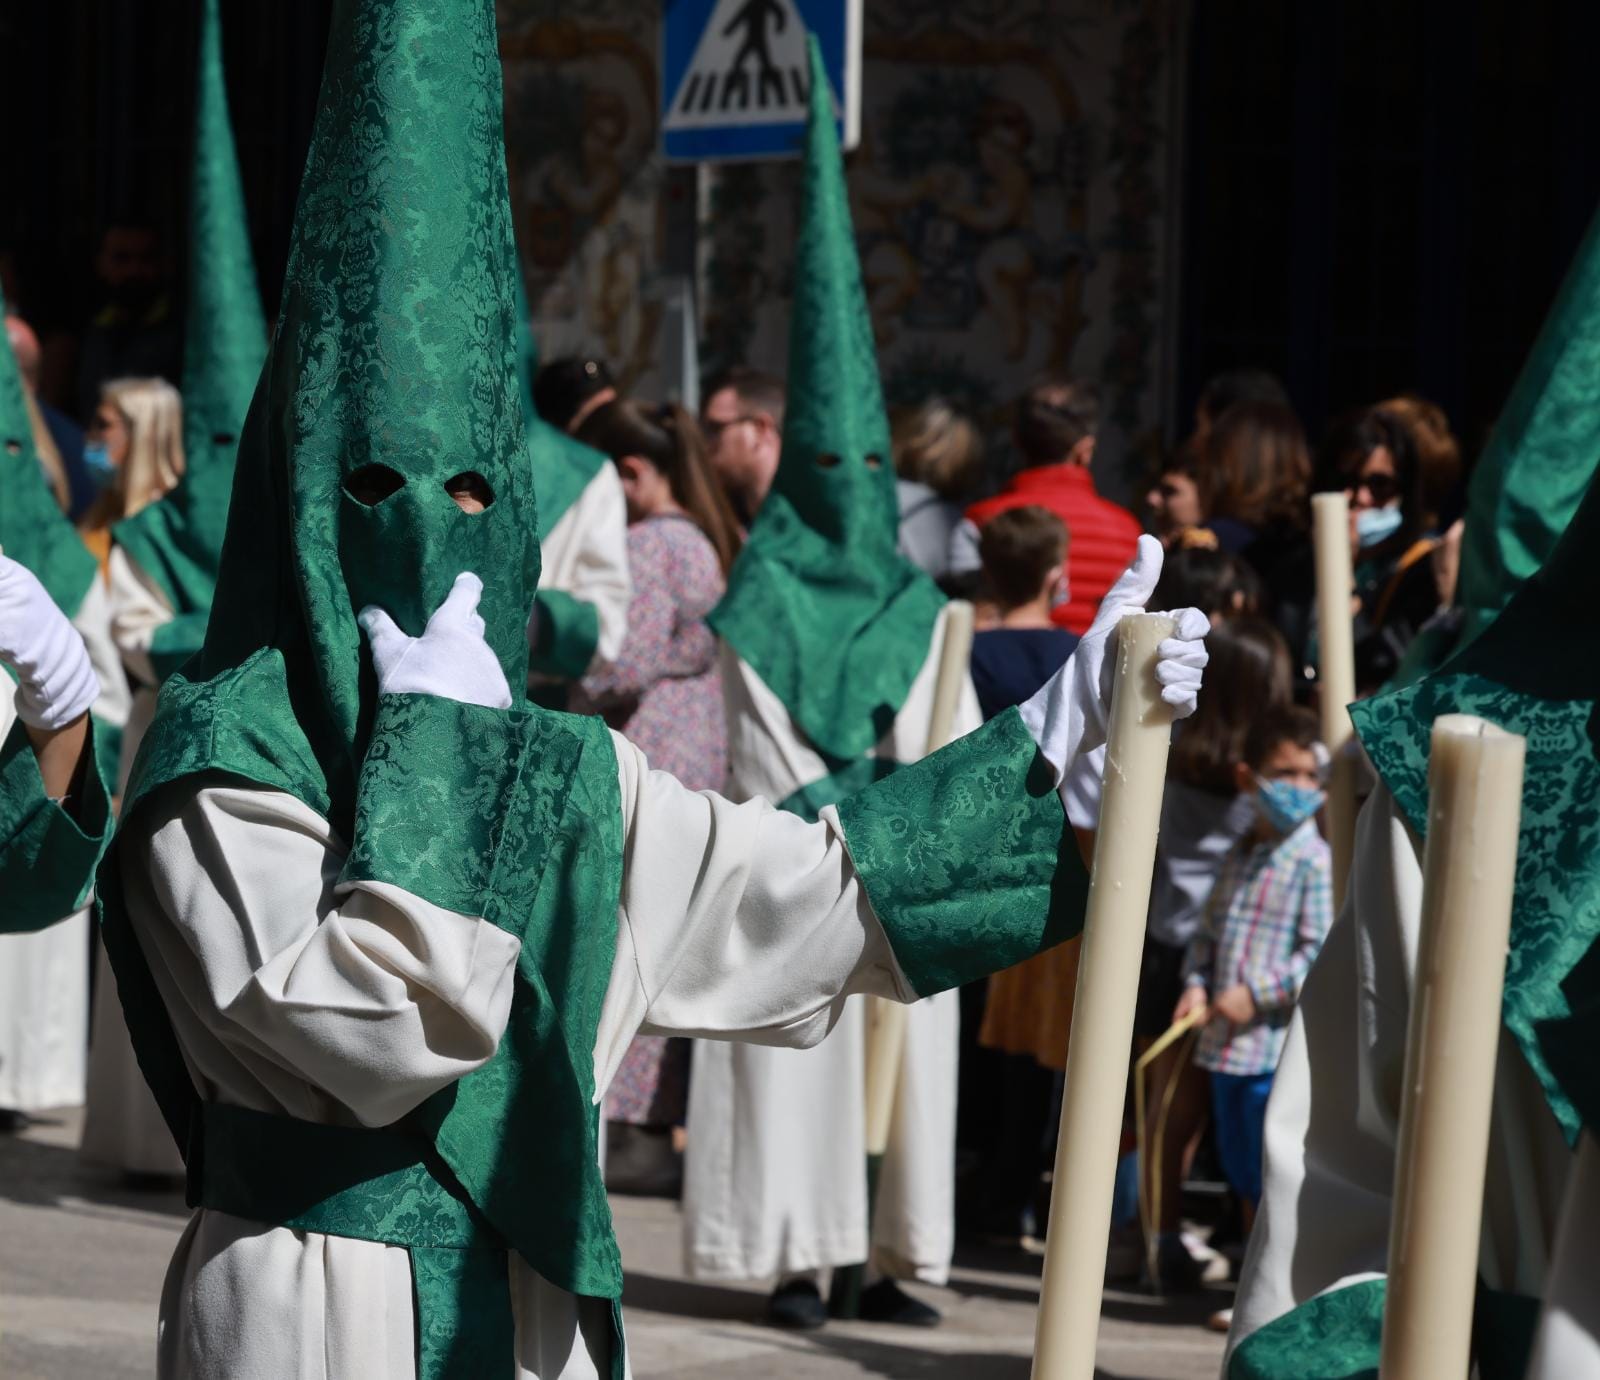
78;377;185;568
892;396;983;584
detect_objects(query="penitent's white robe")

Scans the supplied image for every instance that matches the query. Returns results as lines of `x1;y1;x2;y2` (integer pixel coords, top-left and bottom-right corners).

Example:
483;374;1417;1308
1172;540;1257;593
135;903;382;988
0;574;124;1112
79;545;186;1175
534;463;632;675
1230;785;1595;1377
128;726;927;1379
684;603;981;1285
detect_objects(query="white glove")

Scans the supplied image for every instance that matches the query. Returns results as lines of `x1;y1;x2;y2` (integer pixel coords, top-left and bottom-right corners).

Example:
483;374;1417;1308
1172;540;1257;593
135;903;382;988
358;572;513;710
1019;535;1209;827
0;552;99;730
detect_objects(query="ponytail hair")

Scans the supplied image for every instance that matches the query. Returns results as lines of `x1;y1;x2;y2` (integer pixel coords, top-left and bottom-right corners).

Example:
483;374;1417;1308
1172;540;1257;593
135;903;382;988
576;398;744;574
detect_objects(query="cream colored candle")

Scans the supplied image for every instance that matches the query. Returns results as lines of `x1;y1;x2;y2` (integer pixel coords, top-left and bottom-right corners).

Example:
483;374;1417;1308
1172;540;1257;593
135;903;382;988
863;599;975;1155
1312;491;1358;909
1380;713;1525;1380
1032;613;1176;1380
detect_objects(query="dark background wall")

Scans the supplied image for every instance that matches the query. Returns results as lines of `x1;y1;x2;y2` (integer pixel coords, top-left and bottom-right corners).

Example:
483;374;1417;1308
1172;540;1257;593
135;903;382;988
1178;0;1600;460
5;0;1600;472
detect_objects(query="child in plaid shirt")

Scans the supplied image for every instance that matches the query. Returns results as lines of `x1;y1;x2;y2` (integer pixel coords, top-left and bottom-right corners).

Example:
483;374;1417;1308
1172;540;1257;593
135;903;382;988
1174;706;1333;1220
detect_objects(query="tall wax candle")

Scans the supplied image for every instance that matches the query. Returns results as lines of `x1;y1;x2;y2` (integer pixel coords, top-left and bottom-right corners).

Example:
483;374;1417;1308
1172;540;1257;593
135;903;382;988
1032;613;1176;1379
1380;713;1524;1380
1312;491;1358;909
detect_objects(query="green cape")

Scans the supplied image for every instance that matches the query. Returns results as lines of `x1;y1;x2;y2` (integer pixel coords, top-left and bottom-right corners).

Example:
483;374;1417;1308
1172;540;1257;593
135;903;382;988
709;37;944;763
1392;201;1600;688
99;0;626;1373
1353;466;1600;1142
111;0;267;676
0;282;97;618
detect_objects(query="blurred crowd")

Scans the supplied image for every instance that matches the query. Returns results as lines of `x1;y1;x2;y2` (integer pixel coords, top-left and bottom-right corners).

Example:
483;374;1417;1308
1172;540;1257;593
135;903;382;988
4;219;1465;1334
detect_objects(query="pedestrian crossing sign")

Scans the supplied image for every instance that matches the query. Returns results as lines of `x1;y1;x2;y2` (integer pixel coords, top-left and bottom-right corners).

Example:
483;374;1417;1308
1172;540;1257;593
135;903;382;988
660;0;860;163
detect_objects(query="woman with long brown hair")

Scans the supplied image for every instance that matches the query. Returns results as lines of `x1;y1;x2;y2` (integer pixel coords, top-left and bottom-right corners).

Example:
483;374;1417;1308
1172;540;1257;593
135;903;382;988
571;396;742;1191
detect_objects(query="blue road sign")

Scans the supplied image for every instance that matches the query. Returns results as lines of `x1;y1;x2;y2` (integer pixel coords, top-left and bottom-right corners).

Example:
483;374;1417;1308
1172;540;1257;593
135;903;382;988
660;0;860;163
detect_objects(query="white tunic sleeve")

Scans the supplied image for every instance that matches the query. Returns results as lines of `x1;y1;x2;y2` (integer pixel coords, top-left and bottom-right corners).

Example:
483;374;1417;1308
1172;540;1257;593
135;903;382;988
123;779;522;1129
70;571;131;730
592;730;914;1096
536;465;632;667
107;544;176;688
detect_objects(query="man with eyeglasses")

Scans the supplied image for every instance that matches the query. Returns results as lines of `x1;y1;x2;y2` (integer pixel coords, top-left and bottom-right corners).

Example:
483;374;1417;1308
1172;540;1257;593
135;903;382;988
700;366;785;524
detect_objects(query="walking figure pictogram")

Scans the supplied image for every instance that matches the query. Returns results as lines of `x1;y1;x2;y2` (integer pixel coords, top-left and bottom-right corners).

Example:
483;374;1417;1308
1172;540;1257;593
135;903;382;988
720;0;788;110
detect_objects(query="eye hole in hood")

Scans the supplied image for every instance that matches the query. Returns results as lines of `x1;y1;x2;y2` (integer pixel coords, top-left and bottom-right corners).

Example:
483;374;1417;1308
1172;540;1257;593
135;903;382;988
444;471;495;513
343;463;406;506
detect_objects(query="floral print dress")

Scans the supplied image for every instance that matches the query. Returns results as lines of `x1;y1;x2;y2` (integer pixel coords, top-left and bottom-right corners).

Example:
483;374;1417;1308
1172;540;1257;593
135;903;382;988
571;512;727;1125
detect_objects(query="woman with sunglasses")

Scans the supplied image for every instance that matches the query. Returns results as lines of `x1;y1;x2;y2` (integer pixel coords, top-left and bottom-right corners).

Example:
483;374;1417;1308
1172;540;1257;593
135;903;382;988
1320;406;1443;692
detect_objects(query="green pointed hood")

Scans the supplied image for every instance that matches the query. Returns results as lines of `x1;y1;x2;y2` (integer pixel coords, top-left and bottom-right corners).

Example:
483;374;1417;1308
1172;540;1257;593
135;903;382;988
1392;203;1600;688
1353;465;1600;1141
112;0;267;627
0;283;97;616
710;36;943;762
163;0;539;820
514;273;605;536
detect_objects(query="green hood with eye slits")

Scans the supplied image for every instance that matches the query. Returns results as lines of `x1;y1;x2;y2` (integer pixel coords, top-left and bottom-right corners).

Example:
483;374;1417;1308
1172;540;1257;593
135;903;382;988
98;7;631;1374
709;36;944;762
111;0;267;672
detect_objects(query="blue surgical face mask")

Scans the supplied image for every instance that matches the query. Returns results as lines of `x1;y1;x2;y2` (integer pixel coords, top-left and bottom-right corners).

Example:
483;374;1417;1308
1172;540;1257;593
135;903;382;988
82;441;116;481
1254;776;1325;835
1355;501;1403;550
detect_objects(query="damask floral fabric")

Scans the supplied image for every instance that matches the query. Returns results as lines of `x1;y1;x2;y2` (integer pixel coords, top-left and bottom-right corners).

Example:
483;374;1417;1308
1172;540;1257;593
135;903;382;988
1352;465;1600;1142
0;716;110;932
837;705;1086;997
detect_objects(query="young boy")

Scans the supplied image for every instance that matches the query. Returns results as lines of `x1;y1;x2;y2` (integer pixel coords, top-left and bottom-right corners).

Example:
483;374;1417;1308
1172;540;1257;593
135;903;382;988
1175;706;1333;1235
969;505;1079;721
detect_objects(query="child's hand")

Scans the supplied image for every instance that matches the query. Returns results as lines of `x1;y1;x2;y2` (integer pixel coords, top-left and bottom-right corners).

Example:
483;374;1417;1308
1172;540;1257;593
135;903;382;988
1213;984;1257;1026
1173;985;1209;1026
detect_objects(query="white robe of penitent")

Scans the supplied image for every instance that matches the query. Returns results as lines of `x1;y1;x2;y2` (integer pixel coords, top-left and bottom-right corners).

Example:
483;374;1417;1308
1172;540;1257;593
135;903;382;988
534;463;632;675
79;545;186;1175
1229;785;1597;1377
127;725;925;1379
683;602;980;1286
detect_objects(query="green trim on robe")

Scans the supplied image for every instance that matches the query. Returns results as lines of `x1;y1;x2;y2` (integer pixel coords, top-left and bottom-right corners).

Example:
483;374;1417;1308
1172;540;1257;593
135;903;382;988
0;715;111;933
1228;1278;1539;1380
530;588;600;680
836;705;1086;998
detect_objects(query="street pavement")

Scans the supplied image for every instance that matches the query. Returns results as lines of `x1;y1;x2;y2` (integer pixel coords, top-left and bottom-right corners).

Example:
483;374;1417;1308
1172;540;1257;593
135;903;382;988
0;1109;1227;1379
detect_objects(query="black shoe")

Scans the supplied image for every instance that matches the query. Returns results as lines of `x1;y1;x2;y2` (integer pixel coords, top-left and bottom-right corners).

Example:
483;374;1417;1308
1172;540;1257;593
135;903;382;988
858;1279;942;1328
767;1279;827;1330
1144;1234;1206;1293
